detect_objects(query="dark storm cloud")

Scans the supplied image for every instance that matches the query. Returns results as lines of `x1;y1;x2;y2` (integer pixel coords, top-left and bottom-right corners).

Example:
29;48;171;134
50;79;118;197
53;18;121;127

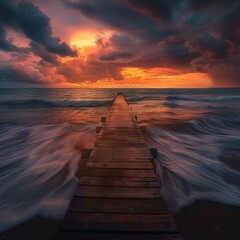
0;0;77;60
219;4;240;46
61;0;188;47
64;0;182;22
64;0;240;85
133;44;200;69
0;63;49;84
99;51;133;61
209;66;240;87
0;26;19;52
187;0;239;10
63;0;180;44
110;34;137;50
57;59;123;82
121;0;182;20
0;0;239;86
186;33;231;59
30;41;60;66
63;0;154;30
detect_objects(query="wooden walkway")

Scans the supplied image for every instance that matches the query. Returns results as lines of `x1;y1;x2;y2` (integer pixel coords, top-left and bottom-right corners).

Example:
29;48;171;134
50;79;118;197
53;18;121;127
55;93;183;240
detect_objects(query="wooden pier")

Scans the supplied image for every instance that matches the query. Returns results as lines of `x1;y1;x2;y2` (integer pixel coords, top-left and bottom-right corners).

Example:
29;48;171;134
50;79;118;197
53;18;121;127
55;93;183;240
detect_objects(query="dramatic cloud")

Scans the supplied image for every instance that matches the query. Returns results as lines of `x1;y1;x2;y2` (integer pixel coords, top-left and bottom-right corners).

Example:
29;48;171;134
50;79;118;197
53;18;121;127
0;0;239;87
0;26;20;52
0;63;51;84
121;0;182;20
209;66;240;87
109;34;138;50
186;33;231;59
0;0;77;61
57;58;123;83
30;41;60;66
187;0;239;10
99;51;134;61
63;0;171;45
63;0;239;85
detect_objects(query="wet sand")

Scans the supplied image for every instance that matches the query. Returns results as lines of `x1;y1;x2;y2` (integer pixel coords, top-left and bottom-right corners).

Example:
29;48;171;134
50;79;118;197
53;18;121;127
174;200;240;240
0;217;61;240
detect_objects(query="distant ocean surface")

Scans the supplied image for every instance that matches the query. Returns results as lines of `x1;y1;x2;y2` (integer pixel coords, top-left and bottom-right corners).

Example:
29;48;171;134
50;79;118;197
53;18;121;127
0;88;240;232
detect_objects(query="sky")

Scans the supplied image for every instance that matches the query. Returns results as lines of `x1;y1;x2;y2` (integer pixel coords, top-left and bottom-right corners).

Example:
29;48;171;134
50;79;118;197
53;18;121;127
0;0;239;88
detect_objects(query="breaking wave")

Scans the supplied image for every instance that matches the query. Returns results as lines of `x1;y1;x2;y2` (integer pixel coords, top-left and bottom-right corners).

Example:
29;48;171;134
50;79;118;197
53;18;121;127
165;95;240;102
0;99;111;108
146;116;240;213
0;123;96;232
1;88;240;231
126;95;152;102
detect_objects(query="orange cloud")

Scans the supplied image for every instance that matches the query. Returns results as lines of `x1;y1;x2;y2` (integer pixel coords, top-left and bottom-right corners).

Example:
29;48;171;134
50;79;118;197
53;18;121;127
55;64;213;88
120;68;213;88
69;30;97;48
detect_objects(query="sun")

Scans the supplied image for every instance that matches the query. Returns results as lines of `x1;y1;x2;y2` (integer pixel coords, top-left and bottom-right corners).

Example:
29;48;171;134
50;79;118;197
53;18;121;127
70;30;97;48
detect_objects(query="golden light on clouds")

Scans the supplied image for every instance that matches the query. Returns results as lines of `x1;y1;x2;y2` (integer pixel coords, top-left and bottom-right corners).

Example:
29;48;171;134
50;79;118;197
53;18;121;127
58;68;213;88
121;68;213;88
6;29;30;48
1;0;238;88
70;30;97;48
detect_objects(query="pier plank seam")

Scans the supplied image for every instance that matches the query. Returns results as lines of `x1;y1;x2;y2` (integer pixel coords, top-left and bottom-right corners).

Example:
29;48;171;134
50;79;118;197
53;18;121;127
55;93;184;240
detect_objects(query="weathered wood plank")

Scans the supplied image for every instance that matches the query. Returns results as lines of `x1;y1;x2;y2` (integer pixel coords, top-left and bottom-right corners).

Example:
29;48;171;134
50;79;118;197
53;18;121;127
95;142;145;145
95;142;146;146
59;213;178;232
86;161;154;169
68;197;169;214
82;169;156;178
90;156;153;162
56;232;183;240
93;152;151;155
78;176;159;187
92;149;151;153
55;93;183;240
74;185;162;198
90;154;152;158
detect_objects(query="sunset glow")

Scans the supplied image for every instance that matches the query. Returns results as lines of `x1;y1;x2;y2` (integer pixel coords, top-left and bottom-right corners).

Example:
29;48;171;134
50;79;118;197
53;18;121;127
0;0;239;88
0;2;240;239
70;31;97;48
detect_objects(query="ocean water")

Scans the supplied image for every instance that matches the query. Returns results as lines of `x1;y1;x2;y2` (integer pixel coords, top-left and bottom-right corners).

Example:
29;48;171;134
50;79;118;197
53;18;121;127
0;88;240;232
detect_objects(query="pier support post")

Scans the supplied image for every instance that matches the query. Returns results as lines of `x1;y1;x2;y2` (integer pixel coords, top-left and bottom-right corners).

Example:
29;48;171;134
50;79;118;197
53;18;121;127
76;149;92;178
81;149;92;159
101;117;107;122
140;126;146;132
96;126;102;133
150;148;158;158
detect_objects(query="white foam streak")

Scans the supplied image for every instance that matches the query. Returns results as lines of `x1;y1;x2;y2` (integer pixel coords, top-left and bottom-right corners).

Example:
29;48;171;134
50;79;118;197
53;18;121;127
0;123;95;232
146;125;240;213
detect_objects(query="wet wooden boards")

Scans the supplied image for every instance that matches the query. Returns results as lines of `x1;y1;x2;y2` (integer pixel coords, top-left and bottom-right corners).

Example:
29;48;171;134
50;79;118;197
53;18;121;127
55;93;183;240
